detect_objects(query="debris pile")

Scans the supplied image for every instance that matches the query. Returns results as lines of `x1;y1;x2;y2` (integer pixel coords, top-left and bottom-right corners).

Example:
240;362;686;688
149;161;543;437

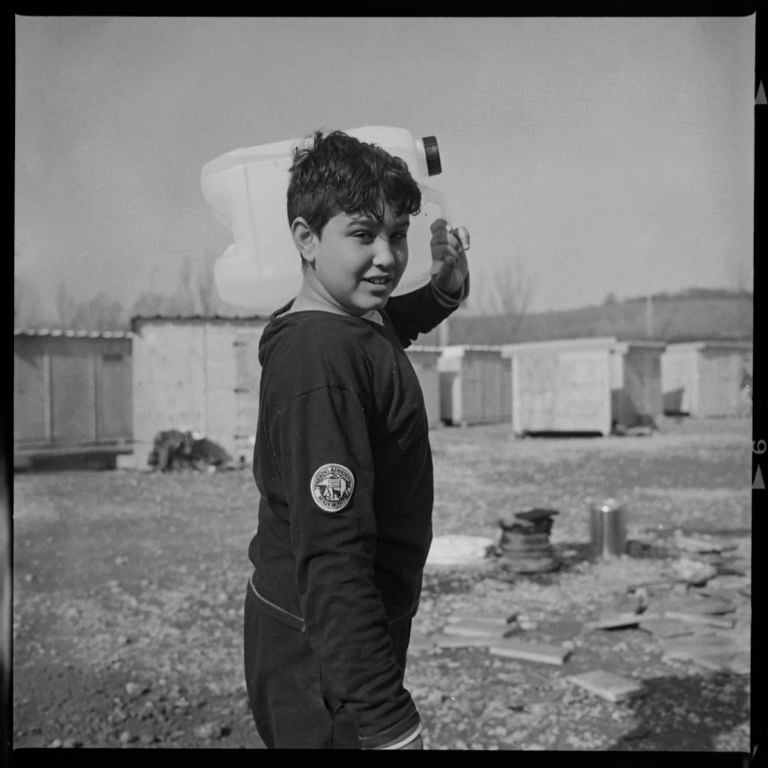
147;429;239;472
409;526;749;715
496;508;560;574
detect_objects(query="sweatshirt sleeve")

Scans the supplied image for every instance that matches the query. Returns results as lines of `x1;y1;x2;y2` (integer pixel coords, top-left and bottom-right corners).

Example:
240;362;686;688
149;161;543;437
269;380;421;748
385;276;469;348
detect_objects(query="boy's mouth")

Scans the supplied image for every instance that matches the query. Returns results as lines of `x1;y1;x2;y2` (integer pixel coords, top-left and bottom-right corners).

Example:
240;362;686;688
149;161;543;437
363;276;392;286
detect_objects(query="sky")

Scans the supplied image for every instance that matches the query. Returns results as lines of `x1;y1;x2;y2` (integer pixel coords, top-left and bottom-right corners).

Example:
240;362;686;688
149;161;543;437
14;15;756;322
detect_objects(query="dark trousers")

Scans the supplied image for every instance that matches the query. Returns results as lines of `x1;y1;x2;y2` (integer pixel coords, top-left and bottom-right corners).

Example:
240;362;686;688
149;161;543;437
243;578;412;749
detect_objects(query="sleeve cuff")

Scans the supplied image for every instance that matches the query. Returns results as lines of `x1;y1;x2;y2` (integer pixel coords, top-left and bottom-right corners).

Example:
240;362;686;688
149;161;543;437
374;722;423;750
430;275;469;307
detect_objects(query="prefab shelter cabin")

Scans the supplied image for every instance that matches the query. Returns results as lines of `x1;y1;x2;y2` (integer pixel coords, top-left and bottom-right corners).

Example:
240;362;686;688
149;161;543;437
503;336;666;436
14;328;133;468
438;345;512;426
127;315;269;469
405;346;442;428
661;340;753;417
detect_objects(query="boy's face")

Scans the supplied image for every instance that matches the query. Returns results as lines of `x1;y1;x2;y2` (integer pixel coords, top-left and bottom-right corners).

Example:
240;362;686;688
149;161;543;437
298;203;410;316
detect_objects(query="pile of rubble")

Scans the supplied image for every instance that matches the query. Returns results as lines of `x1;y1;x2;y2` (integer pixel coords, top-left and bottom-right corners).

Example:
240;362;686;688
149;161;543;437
147;430;241;472
414;526;750;704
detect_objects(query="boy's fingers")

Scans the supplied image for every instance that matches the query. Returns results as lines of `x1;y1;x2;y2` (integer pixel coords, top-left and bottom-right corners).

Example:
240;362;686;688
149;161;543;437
430;221;470;251
429;218;450;234
438;246;462;271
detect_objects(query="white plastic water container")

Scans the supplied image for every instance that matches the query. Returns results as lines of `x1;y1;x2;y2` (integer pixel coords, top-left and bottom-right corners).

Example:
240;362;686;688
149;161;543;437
200;126;449;313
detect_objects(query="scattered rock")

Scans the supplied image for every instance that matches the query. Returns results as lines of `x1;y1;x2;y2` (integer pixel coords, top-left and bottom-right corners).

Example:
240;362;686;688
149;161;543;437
125;681;148;697
672;530;735;554
194;721;227;740
671;558;717;586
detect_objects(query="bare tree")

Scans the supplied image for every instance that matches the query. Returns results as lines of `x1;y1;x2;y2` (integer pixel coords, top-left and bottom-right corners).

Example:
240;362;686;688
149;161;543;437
71;292;127;330
728;257;753;295
54;283;80;329
495;258;534;317
191;250;224;315
175;252;226;316
14;274;41;327
468;257;534;340
130;290;192;319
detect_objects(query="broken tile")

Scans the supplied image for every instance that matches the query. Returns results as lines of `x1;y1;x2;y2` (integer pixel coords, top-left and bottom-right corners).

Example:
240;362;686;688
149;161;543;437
568;670;644;702
585;612;662;630
671;557;718;586
626;578;686;593
672;532;729;554
704;575;750;593
488;639;571;665
407;633;435;653
514;508;559;523
445;612;513;626
443;620;507;638
637;617;695;639
662;611;736;629
660;634;737;666
538;619;583;642
601;593;645;616
685;652;743;673
646;596;736;617
434;634;496;649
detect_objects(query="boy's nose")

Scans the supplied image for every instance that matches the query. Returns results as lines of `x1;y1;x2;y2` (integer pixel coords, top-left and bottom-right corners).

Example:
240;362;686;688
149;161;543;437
372;237;397;267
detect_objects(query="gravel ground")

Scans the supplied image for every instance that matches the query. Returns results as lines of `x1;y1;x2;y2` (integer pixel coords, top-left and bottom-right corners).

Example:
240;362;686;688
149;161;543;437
11;416;752;752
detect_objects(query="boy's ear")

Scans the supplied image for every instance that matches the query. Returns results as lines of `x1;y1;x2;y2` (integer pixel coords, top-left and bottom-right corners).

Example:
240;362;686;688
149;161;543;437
290;217;318;263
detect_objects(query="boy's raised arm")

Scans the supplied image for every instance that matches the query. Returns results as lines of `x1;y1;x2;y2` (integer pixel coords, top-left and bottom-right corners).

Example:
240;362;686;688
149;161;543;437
385;219;470;347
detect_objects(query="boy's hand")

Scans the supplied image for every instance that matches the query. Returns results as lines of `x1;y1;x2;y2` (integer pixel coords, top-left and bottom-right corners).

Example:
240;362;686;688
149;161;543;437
430;218;470;296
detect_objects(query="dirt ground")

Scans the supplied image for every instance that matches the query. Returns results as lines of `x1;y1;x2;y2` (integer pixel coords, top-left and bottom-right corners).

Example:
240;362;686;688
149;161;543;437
11;416;753;752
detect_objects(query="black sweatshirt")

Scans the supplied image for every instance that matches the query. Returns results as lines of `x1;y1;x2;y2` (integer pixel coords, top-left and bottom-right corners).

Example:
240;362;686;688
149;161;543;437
248;280;464;748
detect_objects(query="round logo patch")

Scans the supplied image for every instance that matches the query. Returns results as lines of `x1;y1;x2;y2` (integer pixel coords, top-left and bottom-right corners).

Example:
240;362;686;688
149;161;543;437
310;463;355;513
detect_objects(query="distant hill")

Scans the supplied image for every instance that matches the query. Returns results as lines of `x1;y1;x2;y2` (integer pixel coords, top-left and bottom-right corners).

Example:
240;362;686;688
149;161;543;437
418;289;753;347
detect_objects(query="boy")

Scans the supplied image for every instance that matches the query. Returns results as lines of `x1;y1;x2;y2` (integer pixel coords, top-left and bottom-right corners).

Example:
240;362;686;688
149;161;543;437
243;130;470;749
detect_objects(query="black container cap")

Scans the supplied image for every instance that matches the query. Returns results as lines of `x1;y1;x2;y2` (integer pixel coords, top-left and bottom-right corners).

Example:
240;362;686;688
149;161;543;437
422;136;442;176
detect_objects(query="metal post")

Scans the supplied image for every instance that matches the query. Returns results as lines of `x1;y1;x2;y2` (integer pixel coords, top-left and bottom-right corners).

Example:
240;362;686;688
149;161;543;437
645;294;653;338
439;318;449;348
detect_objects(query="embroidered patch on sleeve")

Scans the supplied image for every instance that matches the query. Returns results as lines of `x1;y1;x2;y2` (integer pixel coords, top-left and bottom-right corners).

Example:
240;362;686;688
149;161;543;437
310;463;355;512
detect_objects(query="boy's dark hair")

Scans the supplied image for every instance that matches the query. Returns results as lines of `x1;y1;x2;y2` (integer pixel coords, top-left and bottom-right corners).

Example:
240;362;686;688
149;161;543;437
287;130;422;235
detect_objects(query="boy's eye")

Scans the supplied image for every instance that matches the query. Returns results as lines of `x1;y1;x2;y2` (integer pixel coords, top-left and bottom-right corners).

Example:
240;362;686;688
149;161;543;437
391;231;408;242
352;231;374;241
